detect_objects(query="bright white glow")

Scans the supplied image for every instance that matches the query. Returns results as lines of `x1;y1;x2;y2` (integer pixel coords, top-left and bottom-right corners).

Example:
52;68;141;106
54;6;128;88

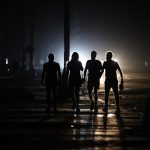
69;51;90;68
97;114;103;117
70;42;91;68
5;58;8;64
100;74;105;85
78;54;87;68
114;58;119;63
108;114;115;118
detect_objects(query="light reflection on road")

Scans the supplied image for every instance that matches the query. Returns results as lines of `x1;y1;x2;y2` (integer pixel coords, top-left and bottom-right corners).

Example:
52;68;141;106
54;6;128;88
71;72;150;147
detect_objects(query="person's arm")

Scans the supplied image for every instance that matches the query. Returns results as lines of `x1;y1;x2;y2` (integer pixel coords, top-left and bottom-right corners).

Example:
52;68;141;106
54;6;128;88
118;64;124;90
66;62;70;85
84;61;88;80
79;61;84;79
57;64;61;84
118;65;123;82
99;61;104;78
80;62;83;71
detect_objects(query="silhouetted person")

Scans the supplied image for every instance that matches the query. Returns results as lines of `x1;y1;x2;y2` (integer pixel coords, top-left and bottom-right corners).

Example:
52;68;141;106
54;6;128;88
42;53;61;115
66;52;83;113
102;51;124;114
84;51;103;113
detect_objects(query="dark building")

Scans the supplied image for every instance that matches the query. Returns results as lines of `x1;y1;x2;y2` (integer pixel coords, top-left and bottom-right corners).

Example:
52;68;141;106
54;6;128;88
0;1;35;75
0;1;65;77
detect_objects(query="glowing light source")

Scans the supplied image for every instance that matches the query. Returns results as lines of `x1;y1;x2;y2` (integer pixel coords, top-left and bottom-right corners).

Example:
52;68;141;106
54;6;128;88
5;58;8;64
78;53;87;68
69;51;90;68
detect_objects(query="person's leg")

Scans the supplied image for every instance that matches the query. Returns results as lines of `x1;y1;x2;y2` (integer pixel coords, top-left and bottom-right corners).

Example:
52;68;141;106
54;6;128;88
70;86;76;109
112;82;120;113
75;86;80;108
103;82;111;113
94;87;98;113
88;85;94;110
75;86;80;112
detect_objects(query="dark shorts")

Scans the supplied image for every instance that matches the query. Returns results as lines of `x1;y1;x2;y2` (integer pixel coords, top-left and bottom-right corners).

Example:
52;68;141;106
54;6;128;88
87;79;100;90
105;79;118;90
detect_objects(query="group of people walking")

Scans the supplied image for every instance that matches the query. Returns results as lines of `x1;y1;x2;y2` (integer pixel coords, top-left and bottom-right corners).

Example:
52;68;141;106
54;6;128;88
41;50;124;115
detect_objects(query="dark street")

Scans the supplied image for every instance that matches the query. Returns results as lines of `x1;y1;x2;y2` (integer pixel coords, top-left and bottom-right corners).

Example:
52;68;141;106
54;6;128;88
1;1;150;149
0;72;150;149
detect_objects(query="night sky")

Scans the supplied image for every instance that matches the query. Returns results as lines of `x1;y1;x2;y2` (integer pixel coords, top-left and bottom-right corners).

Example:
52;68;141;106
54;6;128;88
1;0;150;71
34;0;150;70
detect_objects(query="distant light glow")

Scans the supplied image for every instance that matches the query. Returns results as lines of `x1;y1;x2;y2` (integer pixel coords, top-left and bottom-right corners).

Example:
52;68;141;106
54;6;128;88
114;58;119;63
144;61;148;67
69;51;90;68
40;59;44;64
5;58;8;64
100;75;105;85
79;54;87;68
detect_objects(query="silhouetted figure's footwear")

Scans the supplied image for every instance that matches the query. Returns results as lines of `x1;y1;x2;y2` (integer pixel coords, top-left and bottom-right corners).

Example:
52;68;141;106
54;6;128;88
102;108;108;114
90;101;94;110
76;107;80;113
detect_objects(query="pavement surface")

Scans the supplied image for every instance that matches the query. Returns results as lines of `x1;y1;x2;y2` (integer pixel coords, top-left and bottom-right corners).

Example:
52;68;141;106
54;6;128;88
0;73;150;150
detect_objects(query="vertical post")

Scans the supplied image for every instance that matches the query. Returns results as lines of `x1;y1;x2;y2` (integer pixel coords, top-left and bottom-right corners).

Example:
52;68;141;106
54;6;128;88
64;0;70;68
61;0;70;97
29;0;34;78
30;0;34;70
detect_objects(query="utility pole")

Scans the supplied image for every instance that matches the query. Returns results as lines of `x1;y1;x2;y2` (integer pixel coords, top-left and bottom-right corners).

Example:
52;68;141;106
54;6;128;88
61;0;70;97
30;0;34;76
64;0;70;68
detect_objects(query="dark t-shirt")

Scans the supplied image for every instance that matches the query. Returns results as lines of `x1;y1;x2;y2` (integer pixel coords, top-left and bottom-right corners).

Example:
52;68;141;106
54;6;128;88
103;60;119;81
43;61;60;85
85;59;102;82
67;60;83;86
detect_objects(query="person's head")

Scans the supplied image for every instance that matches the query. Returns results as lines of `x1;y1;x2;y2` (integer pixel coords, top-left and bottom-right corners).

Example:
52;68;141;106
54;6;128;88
48;53;54;61
106;51;113;61
91;51;97;60
71;52;79;61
